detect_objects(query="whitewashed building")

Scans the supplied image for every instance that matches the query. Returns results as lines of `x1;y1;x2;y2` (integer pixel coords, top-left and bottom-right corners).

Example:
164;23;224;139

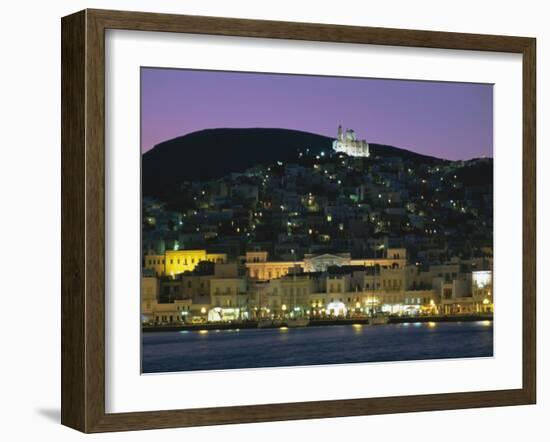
332;125;370;157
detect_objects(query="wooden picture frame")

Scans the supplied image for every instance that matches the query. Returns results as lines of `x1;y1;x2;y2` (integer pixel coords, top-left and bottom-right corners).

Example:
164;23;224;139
61;8;536;433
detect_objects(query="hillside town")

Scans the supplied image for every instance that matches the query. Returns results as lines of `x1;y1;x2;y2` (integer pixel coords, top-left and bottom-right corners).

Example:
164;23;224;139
142;126;493;326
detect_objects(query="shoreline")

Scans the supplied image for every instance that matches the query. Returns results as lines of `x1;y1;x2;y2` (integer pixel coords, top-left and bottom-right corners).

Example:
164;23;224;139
142;314;493;333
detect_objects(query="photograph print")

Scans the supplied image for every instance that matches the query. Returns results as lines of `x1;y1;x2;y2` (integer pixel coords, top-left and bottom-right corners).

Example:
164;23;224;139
140;68;494;374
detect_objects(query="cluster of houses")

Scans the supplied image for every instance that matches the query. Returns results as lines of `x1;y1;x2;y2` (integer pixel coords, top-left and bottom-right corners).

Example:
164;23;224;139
142;126;493;325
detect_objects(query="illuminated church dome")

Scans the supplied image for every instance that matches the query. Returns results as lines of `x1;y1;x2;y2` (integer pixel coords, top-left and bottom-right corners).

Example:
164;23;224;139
332;125;370;157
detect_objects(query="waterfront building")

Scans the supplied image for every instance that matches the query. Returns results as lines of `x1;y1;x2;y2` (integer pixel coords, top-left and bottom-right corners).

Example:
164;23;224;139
268;274;313;316
144;249;227;277
303;253;351;273
440;270;493;315
147;299;192;324
210;273;249;320
440;296;491;315
246;248;408;281
179;274;213;299
149;302;179;324
165;250;227;276
401;290;439;315
472;270;493;311
245;251;301;281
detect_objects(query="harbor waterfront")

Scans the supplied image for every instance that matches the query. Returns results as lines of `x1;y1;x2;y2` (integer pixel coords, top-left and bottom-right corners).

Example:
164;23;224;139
141;248;494;330
142;320;493;373
142;314;493;332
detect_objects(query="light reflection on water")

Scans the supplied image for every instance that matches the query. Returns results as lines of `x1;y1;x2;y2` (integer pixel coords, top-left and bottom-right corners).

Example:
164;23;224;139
143;321;493;373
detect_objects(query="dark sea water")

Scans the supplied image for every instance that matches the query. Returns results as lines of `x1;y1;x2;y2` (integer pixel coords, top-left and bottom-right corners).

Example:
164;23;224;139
142;321;493;373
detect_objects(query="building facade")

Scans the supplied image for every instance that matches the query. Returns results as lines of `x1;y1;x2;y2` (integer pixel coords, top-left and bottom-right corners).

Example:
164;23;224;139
144;249;227;277
142;248;493;324
332;125;370;157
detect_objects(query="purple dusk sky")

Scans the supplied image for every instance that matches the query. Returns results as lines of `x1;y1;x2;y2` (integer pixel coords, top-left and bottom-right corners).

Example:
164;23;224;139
141;67;493;161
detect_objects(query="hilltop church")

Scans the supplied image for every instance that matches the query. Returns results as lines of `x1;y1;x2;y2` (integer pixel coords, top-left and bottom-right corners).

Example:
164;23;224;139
332;125;370;158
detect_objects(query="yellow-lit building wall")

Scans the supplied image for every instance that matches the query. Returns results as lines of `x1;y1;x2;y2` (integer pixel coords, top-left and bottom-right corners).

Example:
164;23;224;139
145;250;228;277
165;250;207;276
